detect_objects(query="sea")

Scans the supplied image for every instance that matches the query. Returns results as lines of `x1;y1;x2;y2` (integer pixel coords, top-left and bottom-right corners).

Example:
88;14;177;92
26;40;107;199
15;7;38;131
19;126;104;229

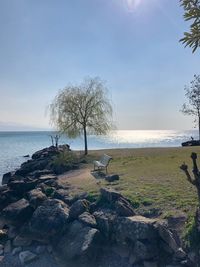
0;130;198;182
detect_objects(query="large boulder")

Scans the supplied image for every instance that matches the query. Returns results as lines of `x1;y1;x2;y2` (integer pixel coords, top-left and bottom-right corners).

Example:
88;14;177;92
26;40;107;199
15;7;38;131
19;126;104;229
93;210;116;238
2;172;15;185
56;220;101;263
114;197;135;217
105;174;120;183
26;189;47;209
8;180;37;196
69;199;90;220
0;198;34;227
15;158;49;176
19;251;38;265
99;188;135;217
131;240;158;263
27;199;69;242
100;188;123;202
114;216;158;243
78;212;97;228
0;187;19;211
156;222;179;253
53;189;72;204
32;146;60;160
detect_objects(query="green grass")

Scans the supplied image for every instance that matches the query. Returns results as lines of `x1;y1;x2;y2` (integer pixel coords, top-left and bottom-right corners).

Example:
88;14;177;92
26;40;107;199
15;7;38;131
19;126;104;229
65;147;200;219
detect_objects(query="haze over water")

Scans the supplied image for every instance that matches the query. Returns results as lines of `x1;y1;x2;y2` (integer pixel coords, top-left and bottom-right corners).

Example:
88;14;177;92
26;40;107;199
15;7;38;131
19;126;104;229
0;130;198;181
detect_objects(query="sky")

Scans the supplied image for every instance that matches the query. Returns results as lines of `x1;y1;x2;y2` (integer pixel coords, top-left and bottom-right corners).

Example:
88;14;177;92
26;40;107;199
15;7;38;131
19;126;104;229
0;0;200;131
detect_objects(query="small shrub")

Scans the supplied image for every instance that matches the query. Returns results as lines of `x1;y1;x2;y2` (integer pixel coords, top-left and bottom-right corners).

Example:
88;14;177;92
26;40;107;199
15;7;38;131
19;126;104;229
51;151;78;174
86;192;98;203
45;187;54;197
129;198;140;209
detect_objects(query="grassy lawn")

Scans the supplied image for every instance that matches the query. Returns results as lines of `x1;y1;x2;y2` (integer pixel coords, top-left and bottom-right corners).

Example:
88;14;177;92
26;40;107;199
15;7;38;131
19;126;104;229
66;147;200;219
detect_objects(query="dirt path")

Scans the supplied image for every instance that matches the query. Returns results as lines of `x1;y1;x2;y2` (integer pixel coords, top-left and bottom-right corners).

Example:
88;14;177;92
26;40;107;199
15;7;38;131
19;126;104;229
57;166;104;195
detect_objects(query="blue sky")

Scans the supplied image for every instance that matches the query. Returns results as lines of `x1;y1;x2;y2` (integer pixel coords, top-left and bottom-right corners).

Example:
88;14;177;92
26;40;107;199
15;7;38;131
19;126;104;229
0;0;200;130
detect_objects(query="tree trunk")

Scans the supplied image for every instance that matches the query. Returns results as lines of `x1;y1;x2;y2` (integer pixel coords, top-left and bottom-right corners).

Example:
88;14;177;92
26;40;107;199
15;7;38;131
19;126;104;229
83;126;88;155
199;116;200;141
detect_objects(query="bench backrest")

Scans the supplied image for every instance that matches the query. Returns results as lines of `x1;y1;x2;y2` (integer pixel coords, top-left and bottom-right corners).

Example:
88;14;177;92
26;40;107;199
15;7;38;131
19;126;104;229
100;154;112;166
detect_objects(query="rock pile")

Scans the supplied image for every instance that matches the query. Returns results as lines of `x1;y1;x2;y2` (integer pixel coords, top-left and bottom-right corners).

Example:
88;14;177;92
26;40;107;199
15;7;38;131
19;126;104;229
0;146;192;267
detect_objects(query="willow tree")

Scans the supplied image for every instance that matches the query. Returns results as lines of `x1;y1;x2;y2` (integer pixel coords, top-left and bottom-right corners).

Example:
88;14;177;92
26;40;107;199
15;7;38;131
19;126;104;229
180;0;200;52
181;75;200;140
50;77;113;155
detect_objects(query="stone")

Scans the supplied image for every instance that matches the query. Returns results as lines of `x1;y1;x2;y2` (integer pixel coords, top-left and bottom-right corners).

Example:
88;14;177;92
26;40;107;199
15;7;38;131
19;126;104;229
53;189;70;202
2;171;15;185
26;188;47;209
112;244;130;258
12;246;22;255
0;198;34;226
13;235;32;247
16;158;50;176
28;199;69;242
57;220;101;262
32;146;60;160
78;212;97;228
105;174;120;182
100;188;123;202
0;188;19;211
69;199;90;220
174;247;187;260
143;261;158;267
8;180;37;196
157;223;179;253
93;210;116;238
114;197;135;217
7;226;18;239
188;251;196;263
19;250;38;265
4;240;11;253
36;245;46;254
133;240;158;261
114;216;158;243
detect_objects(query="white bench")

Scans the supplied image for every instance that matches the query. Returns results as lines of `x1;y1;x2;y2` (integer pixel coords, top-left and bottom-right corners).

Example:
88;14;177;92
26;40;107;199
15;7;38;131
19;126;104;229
93;154;112;174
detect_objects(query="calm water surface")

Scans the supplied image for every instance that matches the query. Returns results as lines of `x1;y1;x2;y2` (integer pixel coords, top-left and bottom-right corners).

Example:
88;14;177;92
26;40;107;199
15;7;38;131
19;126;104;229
0;130;198;181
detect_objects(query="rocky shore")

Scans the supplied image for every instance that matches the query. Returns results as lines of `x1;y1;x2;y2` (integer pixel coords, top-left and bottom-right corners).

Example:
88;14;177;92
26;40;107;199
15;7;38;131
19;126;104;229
0;146;195;267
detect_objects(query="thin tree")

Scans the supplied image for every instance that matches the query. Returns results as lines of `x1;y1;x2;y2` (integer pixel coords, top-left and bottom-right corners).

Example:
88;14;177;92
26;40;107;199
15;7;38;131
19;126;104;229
49;77;113;155
180;152;200;202
181;75;200;140
180;0;200;52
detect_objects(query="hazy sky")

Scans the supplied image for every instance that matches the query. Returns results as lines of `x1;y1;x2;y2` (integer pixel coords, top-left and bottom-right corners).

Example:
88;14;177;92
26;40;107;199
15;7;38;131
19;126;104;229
0;0;200;130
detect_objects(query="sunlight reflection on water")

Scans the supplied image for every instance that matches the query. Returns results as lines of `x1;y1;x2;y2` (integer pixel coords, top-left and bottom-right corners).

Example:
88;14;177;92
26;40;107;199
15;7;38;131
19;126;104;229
0;130;198;181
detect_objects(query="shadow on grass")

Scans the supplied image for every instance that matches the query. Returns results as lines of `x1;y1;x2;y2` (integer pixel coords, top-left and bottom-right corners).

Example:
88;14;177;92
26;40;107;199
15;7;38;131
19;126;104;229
90;170;106;179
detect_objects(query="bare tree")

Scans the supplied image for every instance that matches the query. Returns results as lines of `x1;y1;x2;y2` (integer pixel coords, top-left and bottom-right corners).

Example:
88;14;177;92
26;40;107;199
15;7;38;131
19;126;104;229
49;134;61;148
180;153;200;201
181;75;200;140
180;0;200;52
49;77;113;155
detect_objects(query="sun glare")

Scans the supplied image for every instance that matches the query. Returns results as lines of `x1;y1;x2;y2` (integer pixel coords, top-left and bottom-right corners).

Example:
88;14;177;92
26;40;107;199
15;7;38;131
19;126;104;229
126;0;142;11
